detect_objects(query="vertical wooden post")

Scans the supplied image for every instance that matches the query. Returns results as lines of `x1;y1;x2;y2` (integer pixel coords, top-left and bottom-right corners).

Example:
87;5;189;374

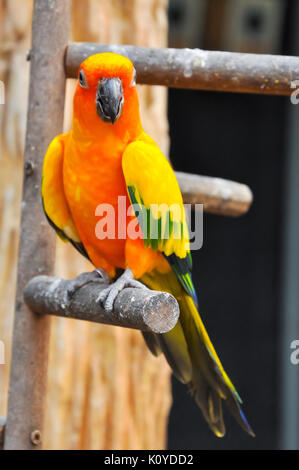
4;0;71;450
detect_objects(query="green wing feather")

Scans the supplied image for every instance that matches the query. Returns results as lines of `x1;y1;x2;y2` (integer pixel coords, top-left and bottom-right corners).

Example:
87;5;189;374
123;140;197;304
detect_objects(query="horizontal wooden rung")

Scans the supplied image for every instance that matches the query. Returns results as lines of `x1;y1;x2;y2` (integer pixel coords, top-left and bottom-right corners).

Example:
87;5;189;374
177;172;253;217
24;274;180;334
65;43;299;96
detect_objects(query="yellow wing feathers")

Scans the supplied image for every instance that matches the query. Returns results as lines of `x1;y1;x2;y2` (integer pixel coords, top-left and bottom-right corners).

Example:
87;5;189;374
122;137;190;260
42;135;89;259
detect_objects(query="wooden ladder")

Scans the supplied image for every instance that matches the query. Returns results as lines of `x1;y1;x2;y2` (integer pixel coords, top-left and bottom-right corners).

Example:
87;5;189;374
2;0;297;450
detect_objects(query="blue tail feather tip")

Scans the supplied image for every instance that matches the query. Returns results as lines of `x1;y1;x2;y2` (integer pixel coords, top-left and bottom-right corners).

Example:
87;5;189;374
239;407;255;437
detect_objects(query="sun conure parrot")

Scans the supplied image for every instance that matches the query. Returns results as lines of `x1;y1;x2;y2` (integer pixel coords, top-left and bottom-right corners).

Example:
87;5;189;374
41;52;254;438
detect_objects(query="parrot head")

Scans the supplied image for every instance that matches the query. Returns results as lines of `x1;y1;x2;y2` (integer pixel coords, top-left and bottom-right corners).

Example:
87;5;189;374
73;53;141;135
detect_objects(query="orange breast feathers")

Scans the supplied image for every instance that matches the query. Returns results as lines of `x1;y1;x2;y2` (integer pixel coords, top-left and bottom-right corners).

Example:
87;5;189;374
62;137;169;278
61;53;169;278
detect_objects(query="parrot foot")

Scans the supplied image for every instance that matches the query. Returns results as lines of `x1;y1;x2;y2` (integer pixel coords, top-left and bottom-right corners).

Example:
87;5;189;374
96;268;147;314
63;268;109;307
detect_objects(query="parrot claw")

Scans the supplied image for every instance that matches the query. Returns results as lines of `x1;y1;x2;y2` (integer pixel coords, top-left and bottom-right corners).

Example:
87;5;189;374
96;268;147;314
63;269;109;308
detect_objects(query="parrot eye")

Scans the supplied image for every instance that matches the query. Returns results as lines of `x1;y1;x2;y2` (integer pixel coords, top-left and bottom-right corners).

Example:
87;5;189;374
130;68;136;87
79;70;88;88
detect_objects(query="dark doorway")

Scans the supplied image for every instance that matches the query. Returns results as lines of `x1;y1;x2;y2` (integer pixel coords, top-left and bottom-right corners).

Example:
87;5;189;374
167;0;295;450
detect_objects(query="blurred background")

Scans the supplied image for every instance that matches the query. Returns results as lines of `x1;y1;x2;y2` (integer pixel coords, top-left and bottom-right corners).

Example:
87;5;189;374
168;0;299;450
0;0;299;450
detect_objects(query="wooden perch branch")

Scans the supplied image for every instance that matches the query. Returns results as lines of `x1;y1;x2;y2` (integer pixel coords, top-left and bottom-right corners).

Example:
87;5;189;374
177;172;253;217
24;274;179;334
66;43;299;96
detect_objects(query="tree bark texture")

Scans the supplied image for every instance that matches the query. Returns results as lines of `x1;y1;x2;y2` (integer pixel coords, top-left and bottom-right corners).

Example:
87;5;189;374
0;0;172;450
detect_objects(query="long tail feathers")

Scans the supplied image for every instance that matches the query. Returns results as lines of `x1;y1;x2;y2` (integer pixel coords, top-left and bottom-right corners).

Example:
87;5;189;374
141;271;255;438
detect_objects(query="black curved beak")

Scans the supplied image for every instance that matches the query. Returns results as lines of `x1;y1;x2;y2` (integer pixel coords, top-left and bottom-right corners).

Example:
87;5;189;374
96;78;124;124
